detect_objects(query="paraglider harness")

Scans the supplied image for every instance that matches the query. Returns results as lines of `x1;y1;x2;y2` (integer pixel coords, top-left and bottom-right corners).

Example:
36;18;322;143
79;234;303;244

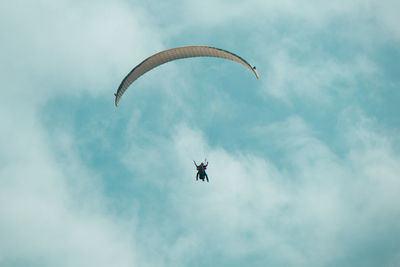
193;160;209;183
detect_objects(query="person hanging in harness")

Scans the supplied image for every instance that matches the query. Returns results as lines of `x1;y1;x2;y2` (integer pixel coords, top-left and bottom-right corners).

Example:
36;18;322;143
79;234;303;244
193;160;209;183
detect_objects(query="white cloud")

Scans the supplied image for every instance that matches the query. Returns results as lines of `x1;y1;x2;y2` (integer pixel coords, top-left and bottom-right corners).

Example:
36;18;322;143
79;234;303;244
0;1;165;266
1;0;399;266
260;51;378;105
149;0;390;107
0;106;140;266
0;0;164;104
174;0;400;40
144;115;400;266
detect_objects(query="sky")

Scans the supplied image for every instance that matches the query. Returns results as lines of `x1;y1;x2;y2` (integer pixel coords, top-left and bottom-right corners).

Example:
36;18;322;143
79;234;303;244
1;0;400;266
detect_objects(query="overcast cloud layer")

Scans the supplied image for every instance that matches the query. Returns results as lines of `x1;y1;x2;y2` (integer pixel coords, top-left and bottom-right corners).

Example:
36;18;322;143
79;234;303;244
1;1;400;266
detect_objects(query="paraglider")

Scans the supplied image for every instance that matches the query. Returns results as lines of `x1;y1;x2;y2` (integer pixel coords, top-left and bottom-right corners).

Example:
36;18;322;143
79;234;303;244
114;46;259;182
114;45;259;106
194;160;209;183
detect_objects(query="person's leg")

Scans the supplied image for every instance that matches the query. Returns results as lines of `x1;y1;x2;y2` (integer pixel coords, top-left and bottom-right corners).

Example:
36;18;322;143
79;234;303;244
205;173;209;182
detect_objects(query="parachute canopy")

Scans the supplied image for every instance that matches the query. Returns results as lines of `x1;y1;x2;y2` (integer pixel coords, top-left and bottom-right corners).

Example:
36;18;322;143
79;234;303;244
114;45;259;106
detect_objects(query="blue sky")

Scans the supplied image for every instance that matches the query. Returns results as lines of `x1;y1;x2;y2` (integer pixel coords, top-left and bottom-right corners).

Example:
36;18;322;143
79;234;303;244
1;0;400;266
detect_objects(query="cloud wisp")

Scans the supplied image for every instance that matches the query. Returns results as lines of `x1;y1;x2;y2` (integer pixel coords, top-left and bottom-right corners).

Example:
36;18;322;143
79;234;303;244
1;0;399;266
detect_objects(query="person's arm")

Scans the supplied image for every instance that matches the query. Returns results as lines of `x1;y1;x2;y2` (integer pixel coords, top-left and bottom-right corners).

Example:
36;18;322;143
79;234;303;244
193;160;198;167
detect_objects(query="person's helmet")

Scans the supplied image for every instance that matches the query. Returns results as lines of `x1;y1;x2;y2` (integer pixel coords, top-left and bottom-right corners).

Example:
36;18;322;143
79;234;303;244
200;162;204;166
